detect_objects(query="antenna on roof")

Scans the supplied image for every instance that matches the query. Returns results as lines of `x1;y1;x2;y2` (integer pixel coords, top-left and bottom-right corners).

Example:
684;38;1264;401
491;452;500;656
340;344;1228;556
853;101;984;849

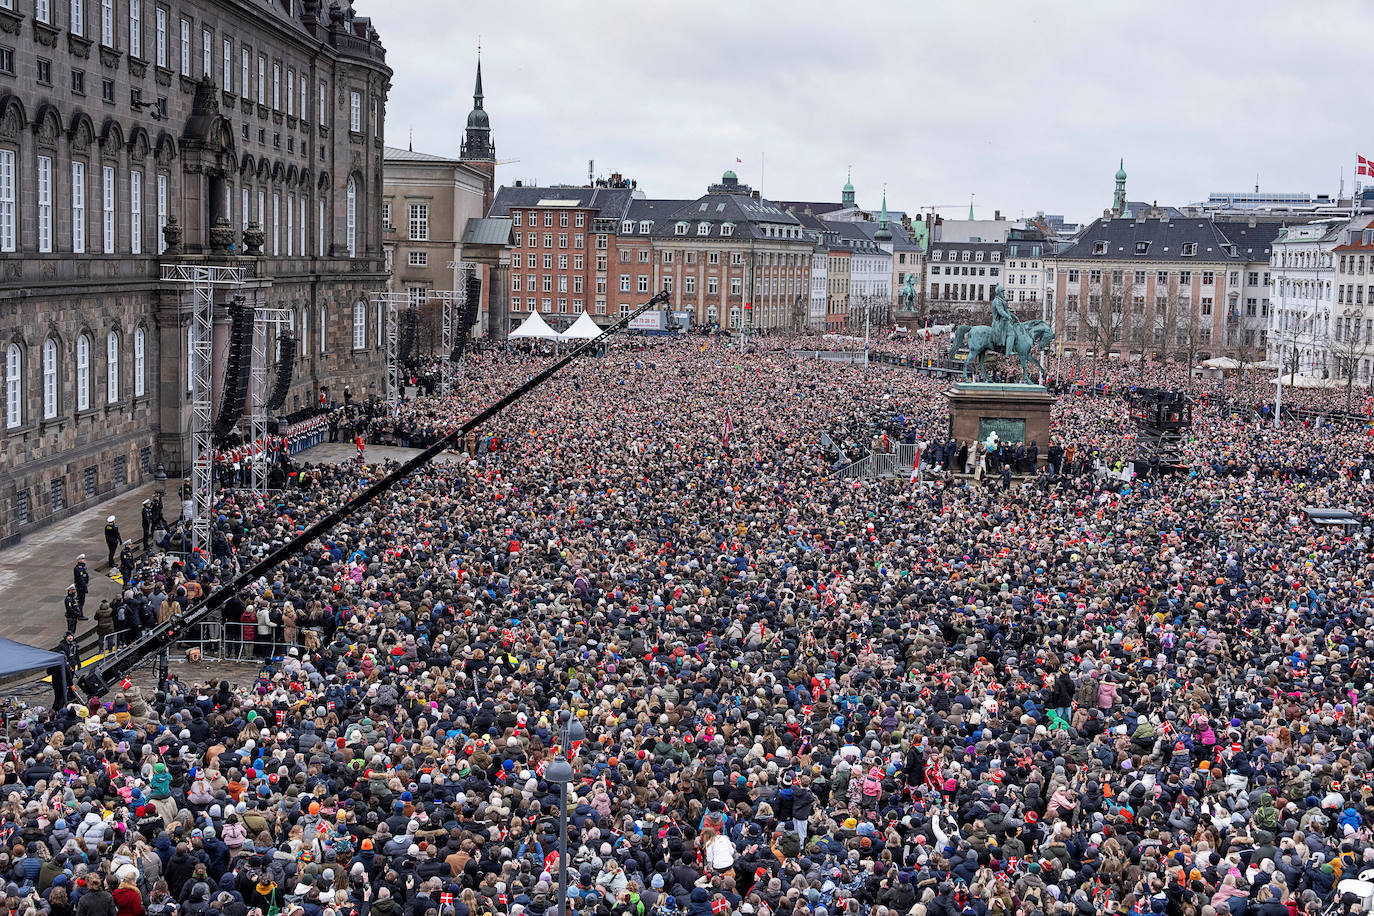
1255;173;1259;195
408;127;413;153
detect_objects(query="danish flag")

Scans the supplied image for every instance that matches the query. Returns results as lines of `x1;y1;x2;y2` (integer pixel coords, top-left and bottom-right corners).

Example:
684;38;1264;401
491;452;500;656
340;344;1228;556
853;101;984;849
1359;155;1372;177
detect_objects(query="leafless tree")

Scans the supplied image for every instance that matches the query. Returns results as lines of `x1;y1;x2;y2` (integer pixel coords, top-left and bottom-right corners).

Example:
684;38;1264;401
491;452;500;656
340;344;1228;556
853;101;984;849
1084;282;1125;378
1333;318;1370;414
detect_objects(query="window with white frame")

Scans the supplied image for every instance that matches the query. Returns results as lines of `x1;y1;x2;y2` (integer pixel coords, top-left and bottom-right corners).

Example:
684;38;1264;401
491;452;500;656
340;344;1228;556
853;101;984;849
36;0;50;24
349;91;360;131
101;165;115;253
70;0;84;36
71;161;86;253
222;37;230;88
4;343;19;429
36;155;52;253
408;250;426;267
201;28;210;77
317;196;324;256
105;331;118;403
257;54;265;104
76;333;90;410
272;62;280;109
42;338;57;418
272;192;279;255
285;193;293;256
133;327;145;398
300;307;308;357
286;69;294;115
298;196;305;256
100;0;112;45
375;301;383;347
240;47;248;97
155;7;165;67
179;18;189;75
0;149;14;253
319;305;325;354
299;77;307;122
345;178;356;256
156;173;167;253
318;80;326;125
352;301;365;350
408;202;428;240
129;169;142;254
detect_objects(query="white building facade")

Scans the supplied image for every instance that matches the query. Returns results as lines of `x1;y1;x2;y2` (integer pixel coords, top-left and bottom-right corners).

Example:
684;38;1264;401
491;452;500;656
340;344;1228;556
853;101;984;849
810;246;829;330
1267;219;1344;378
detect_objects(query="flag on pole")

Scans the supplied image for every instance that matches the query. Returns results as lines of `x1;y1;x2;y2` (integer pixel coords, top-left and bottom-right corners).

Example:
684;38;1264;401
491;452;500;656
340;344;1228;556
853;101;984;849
1359;155;1372;177
721;413;734;446
735;157;743;164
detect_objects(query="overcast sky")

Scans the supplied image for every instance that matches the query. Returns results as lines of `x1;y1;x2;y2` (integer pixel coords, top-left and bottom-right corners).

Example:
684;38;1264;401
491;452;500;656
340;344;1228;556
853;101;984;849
364;0;1370;225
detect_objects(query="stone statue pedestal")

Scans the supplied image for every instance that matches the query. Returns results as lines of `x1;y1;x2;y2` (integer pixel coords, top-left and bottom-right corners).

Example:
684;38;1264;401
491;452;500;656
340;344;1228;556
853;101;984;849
946;383;1055;467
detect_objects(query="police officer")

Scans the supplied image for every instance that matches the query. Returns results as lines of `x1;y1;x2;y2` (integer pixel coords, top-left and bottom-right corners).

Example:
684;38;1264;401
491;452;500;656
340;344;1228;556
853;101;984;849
119;540;136;585
64;585;84;635
73;554;90;611
141;498;156;549
103;515;121;569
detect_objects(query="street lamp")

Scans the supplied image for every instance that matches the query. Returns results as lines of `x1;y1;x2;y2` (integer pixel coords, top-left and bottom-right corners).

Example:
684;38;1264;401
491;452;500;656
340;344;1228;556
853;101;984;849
153;463;167;497
545;711;586;916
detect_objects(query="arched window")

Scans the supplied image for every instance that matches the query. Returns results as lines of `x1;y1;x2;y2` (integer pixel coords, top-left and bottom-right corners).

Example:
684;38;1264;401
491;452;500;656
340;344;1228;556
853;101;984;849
4;343;20;428
345;176;356;257
76;334;91;411
106;331;119;403
352;299;366;350
133;327;146;398
42;339;58;419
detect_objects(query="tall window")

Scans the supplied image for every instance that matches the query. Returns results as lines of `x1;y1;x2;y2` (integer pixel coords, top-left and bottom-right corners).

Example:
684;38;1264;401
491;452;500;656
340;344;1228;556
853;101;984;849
352;301;365;350
271;191;279;255
4;344;19;429
101;165;115;253
240;47;248;97
298;195;305;256
318;80;326;126
156;173;167;253
37;155;52;253
128;0;139;57
240;186;248;234
0;149;14;253
285;193;293;256
70;0;84;36
100;0;112;46
201;28;210;77
178;18;189;75
221;38;230;89
36;0;50;24
317;196;324;256
408;202;428;241
256;54;265;104
345;177;356;257
155;7;165;67
71;161;86;253
300;307;308;358
42;338;57;418
299;77;307;122
133;327;145;398
272;62;280;109
318;305;325;354
75;334;90;411
349;90;360;131
105;331;118;403
376;301;383;346
257;189;263;232
129;169;142;254
286;69;294;115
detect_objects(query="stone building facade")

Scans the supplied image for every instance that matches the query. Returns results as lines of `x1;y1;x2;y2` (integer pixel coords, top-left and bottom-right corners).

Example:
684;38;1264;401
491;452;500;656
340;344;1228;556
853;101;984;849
0;0;391;546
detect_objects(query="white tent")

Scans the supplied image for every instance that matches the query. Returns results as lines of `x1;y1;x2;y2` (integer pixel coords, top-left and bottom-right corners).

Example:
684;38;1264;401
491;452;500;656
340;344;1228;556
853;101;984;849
560;312;603;341
1200;356;1242;370
508;309;561;341
1273;374;1336;389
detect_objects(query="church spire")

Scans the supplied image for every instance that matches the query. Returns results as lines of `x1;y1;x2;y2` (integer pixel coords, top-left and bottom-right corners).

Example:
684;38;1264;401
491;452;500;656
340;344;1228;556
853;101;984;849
875;183;891;242
1112;158;1128;217
460;54;494;163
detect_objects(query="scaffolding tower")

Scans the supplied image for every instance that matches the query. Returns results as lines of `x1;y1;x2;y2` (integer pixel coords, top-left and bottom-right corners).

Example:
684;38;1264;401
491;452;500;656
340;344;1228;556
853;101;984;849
249;303;295;494
161;263;246;554
371;267;474;410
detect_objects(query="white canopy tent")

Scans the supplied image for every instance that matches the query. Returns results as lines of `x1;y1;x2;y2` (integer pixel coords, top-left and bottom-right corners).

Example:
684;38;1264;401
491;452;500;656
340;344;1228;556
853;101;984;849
508;310;561;341
559;312;604;341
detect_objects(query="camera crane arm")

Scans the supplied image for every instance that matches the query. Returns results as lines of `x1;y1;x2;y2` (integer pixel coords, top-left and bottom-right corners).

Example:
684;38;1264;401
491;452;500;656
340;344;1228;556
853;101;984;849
78;290;672;696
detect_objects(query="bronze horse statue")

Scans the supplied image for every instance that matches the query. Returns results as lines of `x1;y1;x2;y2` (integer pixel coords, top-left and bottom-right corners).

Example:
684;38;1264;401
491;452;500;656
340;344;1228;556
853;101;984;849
950;319;1056;383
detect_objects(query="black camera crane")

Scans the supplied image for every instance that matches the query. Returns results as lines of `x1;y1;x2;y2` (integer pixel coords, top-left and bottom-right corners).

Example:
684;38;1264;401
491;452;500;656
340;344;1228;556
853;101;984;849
79;290;672;696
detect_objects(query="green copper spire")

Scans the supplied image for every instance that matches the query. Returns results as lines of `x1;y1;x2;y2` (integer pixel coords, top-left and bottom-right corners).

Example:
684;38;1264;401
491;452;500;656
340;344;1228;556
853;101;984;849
875;184;891;242
1113;159;1128;217
842;166;855;207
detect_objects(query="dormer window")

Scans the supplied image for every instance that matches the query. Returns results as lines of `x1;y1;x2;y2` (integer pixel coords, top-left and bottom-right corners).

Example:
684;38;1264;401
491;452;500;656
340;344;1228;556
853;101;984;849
975;251;985;262
721;222;734;236
697;222;710;235
639;221;652;233
1182;242;1197;256
962;251;971;262
621;220;634;234
931;251;942;261
1093;241;1108;255
1135;241;1150;255
675;222;687;235
991;252;1001;263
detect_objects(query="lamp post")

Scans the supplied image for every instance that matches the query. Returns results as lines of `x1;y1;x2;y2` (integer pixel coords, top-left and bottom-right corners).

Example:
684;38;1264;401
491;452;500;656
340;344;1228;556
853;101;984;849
545;711;586;916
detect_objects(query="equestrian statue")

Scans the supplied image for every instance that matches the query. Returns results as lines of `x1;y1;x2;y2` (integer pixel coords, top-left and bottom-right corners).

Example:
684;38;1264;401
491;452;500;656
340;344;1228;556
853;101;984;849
950;284;1056;383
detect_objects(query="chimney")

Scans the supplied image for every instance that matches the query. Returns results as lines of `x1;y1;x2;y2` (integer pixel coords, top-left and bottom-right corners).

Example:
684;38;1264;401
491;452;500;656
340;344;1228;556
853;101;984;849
1248;215;1257;228
994;210;1002;221
514;180;522;188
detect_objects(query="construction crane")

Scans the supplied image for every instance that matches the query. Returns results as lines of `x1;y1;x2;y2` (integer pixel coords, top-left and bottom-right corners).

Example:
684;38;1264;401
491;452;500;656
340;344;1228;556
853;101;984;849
497;158;520;166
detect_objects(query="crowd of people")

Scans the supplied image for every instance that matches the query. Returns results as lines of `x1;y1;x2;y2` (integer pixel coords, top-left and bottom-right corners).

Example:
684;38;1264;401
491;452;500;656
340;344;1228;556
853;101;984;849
18;334;1374;916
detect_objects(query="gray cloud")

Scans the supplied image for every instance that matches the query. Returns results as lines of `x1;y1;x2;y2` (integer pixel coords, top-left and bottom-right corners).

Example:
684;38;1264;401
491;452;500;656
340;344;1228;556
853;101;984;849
365;0;1374;224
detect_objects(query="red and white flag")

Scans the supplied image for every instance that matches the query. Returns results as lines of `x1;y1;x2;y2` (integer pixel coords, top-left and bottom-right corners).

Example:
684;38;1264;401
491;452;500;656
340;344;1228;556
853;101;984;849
910;446;921;484
721;413;734;446
735;157;743;164
1359;155;1372;177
